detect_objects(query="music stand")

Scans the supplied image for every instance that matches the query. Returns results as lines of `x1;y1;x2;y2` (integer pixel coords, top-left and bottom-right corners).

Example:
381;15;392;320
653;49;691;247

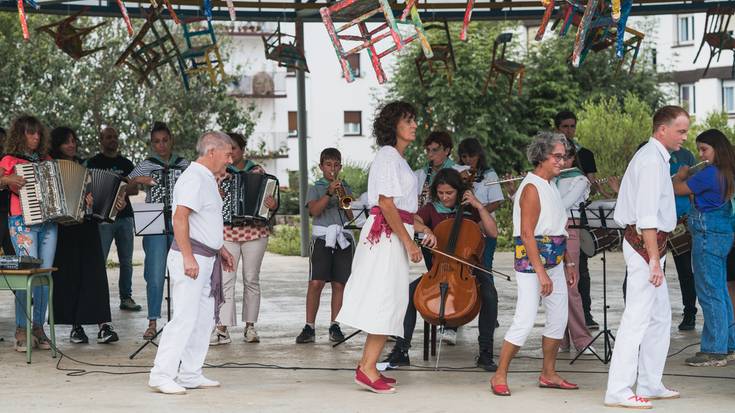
129;201;174;359
569;201;616;364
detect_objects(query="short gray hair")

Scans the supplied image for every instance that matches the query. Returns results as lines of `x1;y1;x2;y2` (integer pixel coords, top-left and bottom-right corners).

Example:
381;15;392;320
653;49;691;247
526;132;567;166
196;131;233;157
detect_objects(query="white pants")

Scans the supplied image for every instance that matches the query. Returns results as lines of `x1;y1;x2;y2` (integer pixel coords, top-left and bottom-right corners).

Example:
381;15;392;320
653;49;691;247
504;264;568;346
219;237;268;326
149;250;215;387
605;240;671;403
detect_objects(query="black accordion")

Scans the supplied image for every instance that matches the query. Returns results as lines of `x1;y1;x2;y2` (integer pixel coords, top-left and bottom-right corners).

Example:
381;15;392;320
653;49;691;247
16;159;90;226
88;169;127;223
149;168;184;207
221;172;279;225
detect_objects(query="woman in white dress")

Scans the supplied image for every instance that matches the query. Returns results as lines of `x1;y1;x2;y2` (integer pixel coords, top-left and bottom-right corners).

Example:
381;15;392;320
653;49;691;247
490;132;578;396
336;101;424;394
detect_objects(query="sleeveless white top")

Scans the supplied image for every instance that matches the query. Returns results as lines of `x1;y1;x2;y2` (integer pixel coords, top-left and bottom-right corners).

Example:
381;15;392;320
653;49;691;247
512;172;568;237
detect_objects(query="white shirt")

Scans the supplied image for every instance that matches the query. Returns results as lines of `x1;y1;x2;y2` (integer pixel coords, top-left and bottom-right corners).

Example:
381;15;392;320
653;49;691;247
368;146;418;213
512;172;568;237
474;169;505;206
613;138;676;232
172;161;224;250
556;175;591;217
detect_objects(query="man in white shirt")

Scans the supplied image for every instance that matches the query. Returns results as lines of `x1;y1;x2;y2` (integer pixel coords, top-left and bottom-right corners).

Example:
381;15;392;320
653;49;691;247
604;106;689;409
148;131;235;395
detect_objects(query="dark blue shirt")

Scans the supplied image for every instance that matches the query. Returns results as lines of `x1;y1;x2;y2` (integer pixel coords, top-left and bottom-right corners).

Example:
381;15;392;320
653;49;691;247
669;148;696;217
688;165;727;212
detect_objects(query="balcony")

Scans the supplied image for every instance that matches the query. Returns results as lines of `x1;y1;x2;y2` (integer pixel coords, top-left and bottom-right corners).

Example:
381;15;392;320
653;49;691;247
229;71;287;98
247;132;290;160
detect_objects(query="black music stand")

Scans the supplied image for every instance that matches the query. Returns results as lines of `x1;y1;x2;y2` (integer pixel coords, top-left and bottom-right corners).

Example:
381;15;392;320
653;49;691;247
569;202;616;364
129;201;174;359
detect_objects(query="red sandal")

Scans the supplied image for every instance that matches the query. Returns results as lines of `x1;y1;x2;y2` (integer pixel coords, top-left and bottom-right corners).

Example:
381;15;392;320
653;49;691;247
539;376;579;390
491;382;511;396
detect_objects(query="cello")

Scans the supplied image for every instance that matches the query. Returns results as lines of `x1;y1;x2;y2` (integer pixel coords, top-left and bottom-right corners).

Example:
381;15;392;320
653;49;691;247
413;199;484;328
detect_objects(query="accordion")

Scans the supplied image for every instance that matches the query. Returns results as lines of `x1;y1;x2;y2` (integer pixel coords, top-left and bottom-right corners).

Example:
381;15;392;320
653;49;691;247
89;169;127;223
149;168;184;206
221;172;279;225
16;159;90;226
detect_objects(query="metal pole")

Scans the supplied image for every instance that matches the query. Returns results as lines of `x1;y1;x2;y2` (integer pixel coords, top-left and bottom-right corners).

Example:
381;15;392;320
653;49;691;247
296;15;309;257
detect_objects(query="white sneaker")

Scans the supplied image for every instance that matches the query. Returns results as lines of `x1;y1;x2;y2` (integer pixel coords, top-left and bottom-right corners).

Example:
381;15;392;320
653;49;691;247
177;376;221;389
604;395;652;409
639;388;680;400
244;325;260;343
209;329;220;346
559;346;570;353
441;329;456;346
150;382;187;395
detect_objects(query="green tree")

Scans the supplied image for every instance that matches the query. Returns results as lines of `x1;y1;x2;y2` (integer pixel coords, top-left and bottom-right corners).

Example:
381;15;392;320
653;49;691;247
0;13;256;162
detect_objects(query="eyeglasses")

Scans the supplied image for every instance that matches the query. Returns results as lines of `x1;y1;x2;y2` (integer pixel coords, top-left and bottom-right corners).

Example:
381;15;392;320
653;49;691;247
549;153;568;162
425;146;446;154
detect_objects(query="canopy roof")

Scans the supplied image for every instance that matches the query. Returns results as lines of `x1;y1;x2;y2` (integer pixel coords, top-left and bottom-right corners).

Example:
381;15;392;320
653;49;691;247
0;0;731;22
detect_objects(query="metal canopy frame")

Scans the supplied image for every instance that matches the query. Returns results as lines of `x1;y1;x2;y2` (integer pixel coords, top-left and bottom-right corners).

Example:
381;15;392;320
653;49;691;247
0;0;732;22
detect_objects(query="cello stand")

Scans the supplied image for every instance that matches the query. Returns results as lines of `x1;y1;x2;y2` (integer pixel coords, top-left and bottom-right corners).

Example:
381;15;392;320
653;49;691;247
570;247;615;364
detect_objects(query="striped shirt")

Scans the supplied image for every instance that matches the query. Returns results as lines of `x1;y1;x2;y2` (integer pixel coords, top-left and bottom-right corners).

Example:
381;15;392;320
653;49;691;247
128;154;190;203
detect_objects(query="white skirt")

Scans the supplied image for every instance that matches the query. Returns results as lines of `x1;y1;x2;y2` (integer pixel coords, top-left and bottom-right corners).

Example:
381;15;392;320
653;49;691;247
336;215;414;337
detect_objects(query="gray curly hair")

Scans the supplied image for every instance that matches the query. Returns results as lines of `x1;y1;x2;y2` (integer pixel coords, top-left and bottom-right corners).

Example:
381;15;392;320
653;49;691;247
526;132;568;166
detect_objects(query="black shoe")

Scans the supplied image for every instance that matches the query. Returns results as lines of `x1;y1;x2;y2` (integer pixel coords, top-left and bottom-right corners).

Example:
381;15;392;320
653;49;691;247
329;323;345;342
97;324;119;344
586;318;599;331
296;324;315;344
70;325;88;344
382;346;410;367
678;313;696;331
119;297;142;311
477;350;497;372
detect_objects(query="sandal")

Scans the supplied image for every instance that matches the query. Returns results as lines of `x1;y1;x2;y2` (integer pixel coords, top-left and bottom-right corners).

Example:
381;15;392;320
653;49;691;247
143;326;157;341
15;328;29;352
32;326;52;350
539;376;578;390
491;382;511;396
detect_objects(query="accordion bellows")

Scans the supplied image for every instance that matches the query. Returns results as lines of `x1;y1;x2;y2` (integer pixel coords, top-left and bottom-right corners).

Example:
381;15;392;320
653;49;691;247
89;169;127;223
16;159;90;226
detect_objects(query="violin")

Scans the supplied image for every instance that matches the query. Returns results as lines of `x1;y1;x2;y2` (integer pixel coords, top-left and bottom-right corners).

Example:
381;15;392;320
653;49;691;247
414;202;484;328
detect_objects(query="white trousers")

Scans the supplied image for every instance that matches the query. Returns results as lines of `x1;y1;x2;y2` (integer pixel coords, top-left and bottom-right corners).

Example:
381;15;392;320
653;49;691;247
219;237;268;326
605;240;671;403
504;264;569;347
149;250;215;387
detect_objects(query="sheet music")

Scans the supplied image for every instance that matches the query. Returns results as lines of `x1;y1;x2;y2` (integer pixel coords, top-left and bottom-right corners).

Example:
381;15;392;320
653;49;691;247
132;203;166;235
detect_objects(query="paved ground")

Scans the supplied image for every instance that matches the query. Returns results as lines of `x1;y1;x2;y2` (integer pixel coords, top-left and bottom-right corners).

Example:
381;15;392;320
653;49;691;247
1;240;734;412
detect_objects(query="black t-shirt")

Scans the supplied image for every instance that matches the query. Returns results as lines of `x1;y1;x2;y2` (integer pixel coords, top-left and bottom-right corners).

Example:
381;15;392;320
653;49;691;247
85;153;135;218
575;145;598;175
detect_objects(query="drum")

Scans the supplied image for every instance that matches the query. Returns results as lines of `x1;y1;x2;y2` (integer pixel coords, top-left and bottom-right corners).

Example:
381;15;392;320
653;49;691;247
667;217;692;257
582;199;623;229
580;227;623;257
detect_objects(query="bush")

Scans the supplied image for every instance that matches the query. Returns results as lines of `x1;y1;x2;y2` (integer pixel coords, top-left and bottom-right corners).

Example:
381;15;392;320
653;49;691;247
278;187;301;215
267;224;303;256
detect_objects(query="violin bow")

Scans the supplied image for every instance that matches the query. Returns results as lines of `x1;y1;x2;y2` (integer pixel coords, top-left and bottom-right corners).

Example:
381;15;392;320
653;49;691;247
419;244;512;281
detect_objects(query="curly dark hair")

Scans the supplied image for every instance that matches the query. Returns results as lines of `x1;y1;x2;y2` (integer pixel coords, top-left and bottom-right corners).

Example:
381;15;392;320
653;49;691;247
50;126;78;160
430;168;467;203
425;130;453;151
372;101;416;147
4;114;49;157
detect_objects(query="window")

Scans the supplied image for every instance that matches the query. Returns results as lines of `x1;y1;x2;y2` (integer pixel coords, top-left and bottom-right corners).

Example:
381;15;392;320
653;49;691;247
677;15;695;44
723;81;735;113
344;111;362;136
679;84;696;114
288;111;298;136
286;65;296;77
346;54;361;78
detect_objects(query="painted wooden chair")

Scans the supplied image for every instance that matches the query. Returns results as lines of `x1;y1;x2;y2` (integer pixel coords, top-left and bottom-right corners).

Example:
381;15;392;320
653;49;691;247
36;7;107;60
693;6;735;77
320;0;433;84
483;32;525;95
181;17;227;86
114;4;187;89
415;20;456;86
263;21;309;72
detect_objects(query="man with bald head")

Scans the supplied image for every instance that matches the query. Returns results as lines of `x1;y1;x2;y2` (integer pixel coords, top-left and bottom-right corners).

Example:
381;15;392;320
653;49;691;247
86;126;141;312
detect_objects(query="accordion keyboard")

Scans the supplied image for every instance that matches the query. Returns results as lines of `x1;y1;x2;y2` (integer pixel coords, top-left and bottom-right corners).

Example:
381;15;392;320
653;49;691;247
15;163;45;225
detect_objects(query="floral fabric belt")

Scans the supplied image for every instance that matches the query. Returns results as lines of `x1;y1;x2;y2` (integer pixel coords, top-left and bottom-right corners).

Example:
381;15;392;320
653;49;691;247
513;235;567;273
623;224;669;263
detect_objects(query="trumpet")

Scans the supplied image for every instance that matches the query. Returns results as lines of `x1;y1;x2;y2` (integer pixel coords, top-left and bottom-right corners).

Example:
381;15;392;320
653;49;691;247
330;172;352;210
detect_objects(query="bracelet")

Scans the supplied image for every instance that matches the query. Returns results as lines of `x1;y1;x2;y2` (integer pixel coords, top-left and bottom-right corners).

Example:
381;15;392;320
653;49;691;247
565;262;576;268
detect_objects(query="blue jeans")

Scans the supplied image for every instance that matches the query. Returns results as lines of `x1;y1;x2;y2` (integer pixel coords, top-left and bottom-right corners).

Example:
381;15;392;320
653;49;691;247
99;216;135;300
143;232;174;320
8;216;58;327
689;205;735;354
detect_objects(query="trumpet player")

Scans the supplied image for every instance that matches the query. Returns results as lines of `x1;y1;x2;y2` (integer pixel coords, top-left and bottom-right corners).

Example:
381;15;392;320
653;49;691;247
296;148;355;344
